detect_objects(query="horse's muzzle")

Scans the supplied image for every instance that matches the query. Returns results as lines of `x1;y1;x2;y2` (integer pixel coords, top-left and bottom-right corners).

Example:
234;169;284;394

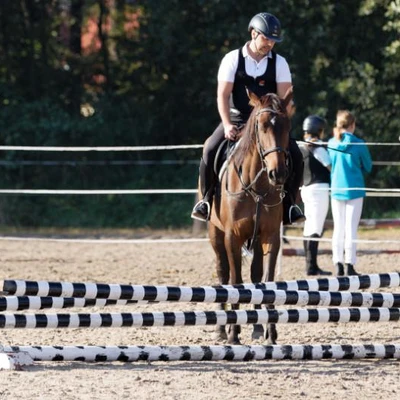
268;167;288;186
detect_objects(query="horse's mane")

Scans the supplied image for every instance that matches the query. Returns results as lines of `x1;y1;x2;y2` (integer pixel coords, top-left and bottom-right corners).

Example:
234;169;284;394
233;93;284;166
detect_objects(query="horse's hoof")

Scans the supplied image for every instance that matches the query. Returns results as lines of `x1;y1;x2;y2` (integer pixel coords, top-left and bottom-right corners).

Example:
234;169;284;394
213;331;228;342
266;328;278;345
227;337;241;345
252;325;265;341
266;337;277;345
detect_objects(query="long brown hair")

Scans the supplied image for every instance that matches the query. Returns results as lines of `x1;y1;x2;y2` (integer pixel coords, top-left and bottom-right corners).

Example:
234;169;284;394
333;110;356;140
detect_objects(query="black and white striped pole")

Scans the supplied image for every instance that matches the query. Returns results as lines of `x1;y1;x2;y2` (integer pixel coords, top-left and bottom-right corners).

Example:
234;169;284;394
1;343;400;369
0;307;399;329
3;273;400;300
1;290;400;310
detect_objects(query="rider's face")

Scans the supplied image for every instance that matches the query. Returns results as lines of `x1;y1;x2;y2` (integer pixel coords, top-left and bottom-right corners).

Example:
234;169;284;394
253;31;276;55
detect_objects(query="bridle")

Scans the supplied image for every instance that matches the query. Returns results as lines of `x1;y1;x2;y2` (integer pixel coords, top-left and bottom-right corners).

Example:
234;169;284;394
226;105;290;206
255;107;289;161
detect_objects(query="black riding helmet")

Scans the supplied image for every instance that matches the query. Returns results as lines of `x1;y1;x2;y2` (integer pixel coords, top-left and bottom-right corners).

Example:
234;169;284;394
248;12;283;42
302;115;327;136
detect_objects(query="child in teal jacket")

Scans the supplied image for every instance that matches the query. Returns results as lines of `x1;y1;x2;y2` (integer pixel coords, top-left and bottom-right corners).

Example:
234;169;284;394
328;132;372;200
328;110;372;276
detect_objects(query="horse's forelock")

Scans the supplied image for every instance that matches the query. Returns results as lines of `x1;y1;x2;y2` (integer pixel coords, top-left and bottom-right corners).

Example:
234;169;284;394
260;93;284;115
233;94;286;166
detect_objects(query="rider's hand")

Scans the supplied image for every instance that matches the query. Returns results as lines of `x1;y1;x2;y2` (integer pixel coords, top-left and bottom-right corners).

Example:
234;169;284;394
224;124;238;141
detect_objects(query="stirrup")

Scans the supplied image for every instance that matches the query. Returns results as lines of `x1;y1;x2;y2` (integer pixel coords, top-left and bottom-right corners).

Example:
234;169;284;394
289;204;306;224
191;200;211;222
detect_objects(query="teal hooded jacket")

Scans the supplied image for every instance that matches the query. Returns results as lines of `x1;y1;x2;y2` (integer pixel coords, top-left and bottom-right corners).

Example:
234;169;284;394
328;132;372;200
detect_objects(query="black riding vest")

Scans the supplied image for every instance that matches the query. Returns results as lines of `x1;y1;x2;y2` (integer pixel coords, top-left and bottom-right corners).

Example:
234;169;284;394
300;146;331;186
229;48;277;124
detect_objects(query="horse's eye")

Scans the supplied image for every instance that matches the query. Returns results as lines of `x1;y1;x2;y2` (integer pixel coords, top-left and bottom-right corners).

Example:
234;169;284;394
261;117;275;129
261;120;269;130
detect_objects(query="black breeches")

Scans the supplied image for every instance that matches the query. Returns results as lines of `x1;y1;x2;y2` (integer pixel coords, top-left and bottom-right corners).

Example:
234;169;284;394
202;123;225;168
284;138;304;203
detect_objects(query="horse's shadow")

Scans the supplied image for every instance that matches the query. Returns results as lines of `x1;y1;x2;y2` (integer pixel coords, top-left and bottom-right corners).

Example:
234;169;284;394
24;358;399;374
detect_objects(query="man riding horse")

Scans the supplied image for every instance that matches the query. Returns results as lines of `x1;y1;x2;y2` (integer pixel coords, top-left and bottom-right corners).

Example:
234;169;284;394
191;12;305;226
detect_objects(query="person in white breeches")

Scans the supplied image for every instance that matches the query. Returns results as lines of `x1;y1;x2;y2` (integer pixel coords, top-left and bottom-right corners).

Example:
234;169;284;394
302;185;329;237
299;115;332;276
328;110;372;276
331;197;364;267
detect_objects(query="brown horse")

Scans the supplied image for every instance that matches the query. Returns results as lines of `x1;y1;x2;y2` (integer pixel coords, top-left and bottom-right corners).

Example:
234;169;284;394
208;88;292;344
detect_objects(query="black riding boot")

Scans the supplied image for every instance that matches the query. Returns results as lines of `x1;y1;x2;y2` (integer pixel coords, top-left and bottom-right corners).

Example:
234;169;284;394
335;262;345;276
304;234;332;276
346;263;360;276
283;139;306;225
191;158;217;222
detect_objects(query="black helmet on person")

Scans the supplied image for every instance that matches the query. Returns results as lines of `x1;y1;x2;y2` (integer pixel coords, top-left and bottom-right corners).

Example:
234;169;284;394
248;12;282;42
302;115;327;135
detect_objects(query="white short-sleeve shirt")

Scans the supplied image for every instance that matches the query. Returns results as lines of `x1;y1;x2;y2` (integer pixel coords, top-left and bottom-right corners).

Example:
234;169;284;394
217;42;292;83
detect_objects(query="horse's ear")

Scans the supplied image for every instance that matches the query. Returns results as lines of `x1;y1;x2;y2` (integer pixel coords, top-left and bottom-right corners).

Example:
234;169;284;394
247;89;260;107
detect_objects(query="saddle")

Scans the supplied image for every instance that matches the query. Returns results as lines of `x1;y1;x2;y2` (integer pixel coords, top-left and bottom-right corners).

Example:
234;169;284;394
213;139;241;182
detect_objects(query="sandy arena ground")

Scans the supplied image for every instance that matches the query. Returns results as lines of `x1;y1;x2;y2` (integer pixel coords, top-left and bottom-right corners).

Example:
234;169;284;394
0;226;399;400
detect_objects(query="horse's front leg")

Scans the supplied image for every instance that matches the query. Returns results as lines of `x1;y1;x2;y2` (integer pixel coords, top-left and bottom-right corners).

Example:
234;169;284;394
209;223;229;342
262;232;280;344
225;231;244;345
249;237;265;341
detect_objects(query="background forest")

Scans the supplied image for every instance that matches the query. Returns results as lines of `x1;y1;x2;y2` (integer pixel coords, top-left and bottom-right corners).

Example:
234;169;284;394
0;0;399;229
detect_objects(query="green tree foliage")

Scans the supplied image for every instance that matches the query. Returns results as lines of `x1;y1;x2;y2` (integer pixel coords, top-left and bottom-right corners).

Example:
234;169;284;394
0;0;399;228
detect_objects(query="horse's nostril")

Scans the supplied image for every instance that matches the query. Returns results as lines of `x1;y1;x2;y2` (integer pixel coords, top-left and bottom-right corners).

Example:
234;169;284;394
269;168;287;185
